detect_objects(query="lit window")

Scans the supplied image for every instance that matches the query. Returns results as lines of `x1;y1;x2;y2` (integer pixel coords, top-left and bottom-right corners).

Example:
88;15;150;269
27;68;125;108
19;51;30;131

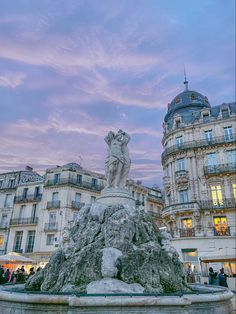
181;218;192;229
176;158;185;171
232;184;236;200
224;126;233;141
213;216;228;236
210;186;223;206
0;236;4;248
204;130;213;142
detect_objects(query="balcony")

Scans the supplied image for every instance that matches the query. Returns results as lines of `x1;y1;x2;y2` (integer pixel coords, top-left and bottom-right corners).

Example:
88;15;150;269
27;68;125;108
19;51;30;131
198;198;236;210
179;228;195;237
135;200;145;206
44;223;58;232
148;210;161;219
45;178;104;191
175;170;189;179
162;134;236;161
0;222;8;229
204;163;236;176
14;194;42;204
46;200;61;209
10;217;38;226
71;201;85;210
213;226;231;236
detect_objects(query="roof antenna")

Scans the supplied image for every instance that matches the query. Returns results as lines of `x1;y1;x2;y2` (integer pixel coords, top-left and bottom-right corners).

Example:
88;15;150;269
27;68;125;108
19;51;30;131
183;65;189;91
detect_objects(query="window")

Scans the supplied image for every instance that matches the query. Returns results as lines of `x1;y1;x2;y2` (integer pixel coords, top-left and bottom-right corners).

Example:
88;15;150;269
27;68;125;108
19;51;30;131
9;179;15;188
182;249;198;272
222;108;229;119
52;192;59;202
54;173;61;184
176;158;185;171
19;205;25;219
13;231;23;252
175;120;181;128
4;194;11;208
46;234;54;245
213;216;229;236
0;236;4;249
75;193;81;203
166;164;170;177
31;204;37;220
34;186;40;198
203;114;210;123
232;184;236;200
77;174;82;184
1;214;8;227
179;190;189;203
181;218;193;229
25;231;35;253
22;188;28;199
224;126;233;141
204;130;213;142
91;196;96;203
227;150;236;164
211;186;223;206
92;178;97;188
49;212;57;225
0;180;3;189
176;136;183;148
73;211;78;221
207;153;217;166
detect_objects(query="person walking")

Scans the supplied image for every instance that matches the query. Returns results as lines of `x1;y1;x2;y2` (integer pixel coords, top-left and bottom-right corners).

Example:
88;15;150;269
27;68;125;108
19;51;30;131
218;268;228;287
208;267;219;285
3;268;10;283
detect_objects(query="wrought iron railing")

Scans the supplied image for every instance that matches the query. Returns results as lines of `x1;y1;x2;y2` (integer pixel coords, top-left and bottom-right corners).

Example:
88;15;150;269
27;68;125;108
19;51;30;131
10;217;38;226
14;194;42;203
213;226;231;236
45;178;104;191
175;170;189;179
148;210;161;218
198;198;236;210
46;200;61;209
203;163;236;175
162;134;236;161
44;223;58;232
71;201;85;210
179;228;195;237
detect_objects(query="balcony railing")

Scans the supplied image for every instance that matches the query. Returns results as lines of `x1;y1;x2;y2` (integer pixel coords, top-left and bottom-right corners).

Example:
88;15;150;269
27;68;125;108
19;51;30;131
44;223;58;232
0;222;8;229
175;170;189;179
162;134;236;161
14;194;42;203
10;217;38;226
204;163;236;176
198;198;236;210
46;200;61;209
135;200;145;206
148;210;161;218
179;228;195;237
213;226;231;236
45;177;104;191
71;201;85;210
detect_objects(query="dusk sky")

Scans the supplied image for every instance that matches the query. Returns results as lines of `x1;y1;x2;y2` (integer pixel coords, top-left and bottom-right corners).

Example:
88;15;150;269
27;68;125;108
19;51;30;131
0;0;235;187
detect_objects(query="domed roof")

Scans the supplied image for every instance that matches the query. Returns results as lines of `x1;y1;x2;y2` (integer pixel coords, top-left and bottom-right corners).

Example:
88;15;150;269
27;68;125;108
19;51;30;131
164;85;211;122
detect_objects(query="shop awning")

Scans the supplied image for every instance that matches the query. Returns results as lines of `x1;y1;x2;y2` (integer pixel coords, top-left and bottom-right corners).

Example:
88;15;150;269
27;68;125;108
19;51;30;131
200;255;236;263
0;252;34;263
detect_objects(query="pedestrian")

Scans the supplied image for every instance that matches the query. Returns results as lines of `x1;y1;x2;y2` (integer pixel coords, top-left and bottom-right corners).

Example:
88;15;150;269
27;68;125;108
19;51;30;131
208;267;219;285
0;265;4;284
218;268;228;287
11;271;17;285
29;267;35;277
4;268;10;283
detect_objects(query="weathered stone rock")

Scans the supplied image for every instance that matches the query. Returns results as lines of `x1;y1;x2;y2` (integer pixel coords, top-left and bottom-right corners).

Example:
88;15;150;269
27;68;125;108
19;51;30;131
26;203;188;294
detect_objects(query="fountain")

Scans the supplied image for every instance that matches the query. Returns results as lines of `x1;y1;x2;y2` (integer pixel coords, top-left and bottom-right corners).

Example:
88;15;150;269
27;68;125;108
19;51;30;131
0;130;233;313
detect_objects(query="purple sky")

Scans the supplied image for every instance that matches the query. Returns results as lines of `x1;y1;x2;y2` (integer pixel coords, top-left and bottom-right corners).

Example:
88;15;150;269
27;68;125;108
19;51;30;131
0;0;235;187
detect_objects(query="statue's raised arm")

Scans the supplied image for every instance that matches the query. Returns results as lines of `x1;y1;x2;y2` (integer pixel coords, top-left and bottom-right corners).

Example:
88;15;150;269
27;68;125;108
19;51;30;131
104;130;131;189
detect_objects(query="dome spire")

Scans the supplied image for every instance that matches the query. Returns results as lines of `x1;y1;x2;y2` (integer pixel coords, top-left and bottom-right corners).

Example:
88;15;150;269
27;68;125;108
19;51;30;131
183;65;189;91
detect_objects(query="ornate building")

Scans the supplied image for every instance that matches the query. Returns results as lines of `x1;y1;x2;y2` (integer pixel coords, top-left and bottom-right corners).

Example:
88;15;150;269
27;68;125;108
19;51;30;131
161;80;236;275
0;163;163;265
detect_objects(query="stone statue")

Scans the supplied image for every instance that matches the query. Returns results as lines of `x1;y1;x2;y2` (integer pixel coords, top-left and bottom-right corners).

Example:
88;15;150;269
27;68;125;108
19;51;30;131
104;130;131;189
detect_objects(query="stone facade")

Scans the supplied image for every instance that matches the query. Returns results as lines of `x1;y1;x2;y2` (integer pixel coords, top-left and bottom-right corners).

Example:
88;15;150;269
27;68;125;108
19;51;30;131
0;163;163;265
161;82;236;275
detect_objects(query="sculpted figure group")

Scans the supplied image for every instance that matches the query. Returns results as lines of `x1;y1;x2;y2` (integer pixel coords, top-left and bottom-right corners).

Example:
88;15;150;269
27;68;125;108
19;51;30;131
104;130;131;189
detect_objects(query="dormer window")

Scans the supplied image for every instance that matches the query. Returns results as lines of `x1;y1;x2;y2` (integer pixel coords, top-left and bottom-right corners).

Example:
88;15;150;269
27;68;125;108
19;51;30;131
175;96;181;104
221;108;229;119
191;93;197;100
175;120;181;128
203;113;210;123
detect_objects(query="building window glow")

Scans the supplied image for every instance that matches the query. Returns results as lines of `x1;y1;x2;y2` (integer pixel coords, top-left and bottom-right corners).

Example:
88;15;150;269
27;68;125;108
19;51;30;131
181;218;192;229
213;216;228;236
232;184;236;200
210;186;223;206
0;236;4;248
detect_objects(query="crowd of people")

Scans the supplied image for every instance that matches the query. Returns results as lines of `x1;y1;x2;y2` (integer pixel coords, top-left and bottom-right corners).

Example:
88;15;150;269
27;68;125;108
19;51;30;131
208;267;228;287
0;265;41;285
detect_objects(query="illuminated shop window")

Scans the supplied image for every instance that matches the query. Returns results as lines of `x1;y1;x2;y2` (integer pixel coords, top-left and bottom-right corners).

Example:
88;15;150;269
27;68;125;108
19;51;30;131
210;185;223;206
0;236;4;248
181;218;192;229
232;184;236;200
213;216;229;236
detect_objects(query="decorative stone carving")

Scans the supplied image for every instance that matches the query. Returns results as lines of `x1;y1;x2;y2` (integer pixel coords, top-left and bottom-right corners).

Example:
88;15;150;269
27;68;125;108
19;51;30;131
19;171;44;184
104;130;130;189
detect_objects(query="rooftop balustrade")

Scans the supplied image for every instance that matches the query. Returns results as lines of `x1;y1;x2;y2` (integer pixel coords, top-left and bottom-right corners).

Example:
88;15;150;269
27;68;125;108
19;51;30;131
10;217;38;226
162;134;236;161
45;177;104;191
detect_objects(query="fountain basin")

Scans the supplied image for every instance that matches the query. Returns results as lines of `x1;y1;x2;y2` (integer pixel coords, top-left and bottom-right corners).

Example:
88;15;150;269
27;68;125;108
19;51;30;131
0;284;233;314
